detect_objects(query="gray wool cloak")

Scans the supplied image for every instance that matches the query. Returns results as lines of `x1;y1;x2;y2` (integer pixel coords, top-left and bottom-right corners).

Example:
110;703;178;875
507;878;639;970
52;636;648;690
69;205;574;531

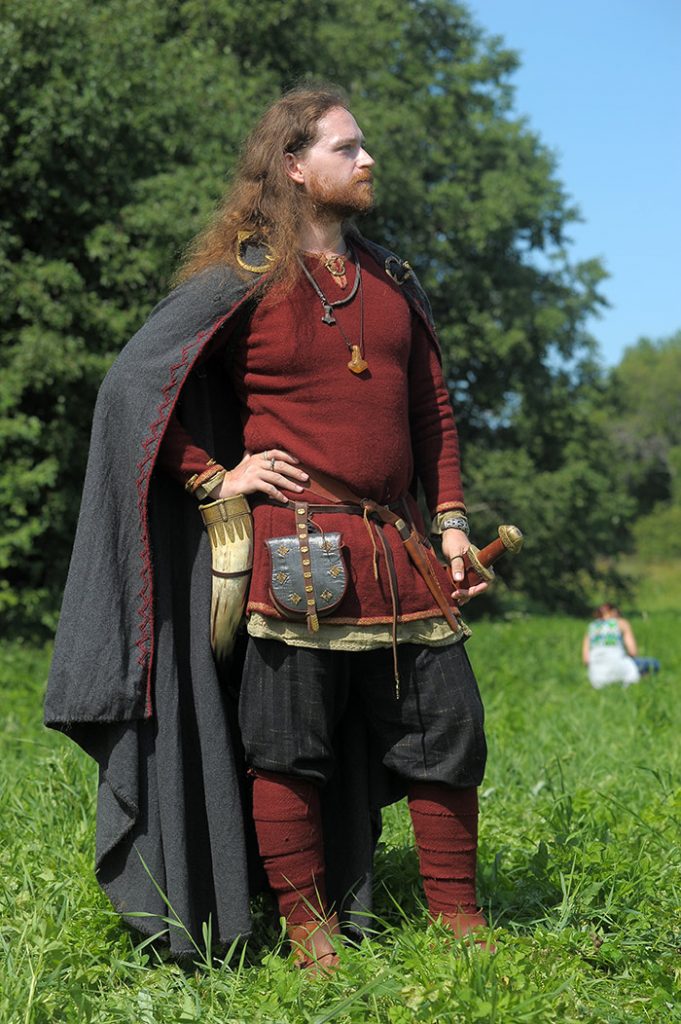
44;237;436;958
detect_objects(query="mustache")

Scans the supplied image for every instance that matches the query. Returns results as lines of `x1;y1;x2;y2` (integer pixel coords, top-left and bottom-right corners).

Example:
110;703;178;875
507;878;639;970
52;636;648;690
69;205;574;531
355;172;374;184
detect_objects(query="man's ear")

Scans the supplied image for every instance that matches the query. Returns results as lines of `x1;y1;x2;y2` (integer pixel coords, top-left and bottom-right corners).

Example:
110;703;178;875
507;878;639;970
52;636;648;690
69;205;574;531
284;152;305;184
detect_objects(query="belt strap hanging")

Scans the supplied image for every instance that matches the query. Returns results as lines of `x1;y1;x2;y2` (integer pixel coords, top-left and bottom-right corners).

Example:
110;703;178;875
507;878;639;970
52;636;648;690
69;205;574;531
293;502;319;632
359;499;461;635
373;524;401;698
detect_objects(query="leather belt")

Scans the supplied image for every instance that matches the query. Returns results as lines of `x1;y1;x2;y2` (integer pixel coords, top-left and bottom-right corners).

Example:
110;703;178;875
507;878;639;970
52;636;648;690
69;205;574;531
259;469;461;697
294;466;461;635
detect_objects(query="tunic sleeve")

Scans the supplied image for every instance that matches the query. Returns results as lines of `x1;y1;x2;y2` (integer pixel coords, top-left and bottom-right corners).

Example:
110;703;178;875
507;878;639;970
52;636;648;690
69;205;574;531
408;315;465;514
156;326;234;486
157;413;217;486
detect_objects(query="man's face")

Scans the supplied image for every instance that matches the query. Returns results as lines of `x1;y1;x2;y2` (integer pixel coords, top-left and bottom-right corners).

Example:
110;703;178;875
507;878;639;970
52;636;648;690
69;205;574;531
285;106;375;219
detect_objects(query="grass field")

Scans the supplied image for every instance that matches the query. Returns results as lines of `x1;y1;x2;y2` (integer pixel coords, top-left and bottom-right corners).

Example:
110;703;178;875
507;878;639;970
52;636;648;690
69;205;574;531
1;566;679;1023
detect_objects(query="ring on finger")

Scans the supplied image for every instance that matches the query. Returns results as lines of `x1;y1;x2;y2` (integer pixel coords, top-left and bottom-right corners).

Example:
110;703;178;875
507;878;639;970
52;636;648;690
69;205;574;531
270;457;276;471
449;554;465;562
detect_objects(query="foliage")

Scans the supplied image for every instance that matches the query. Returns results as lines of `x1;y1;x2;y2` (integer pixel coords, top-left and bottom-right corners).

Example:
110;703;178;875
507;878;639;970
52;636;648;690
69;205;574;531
2;577;680;1021
632;494;681;562
605;331;681;511
464;370;635;615
601;331;681;565
611;331;681;445
0;0;276;633
1;0;619;629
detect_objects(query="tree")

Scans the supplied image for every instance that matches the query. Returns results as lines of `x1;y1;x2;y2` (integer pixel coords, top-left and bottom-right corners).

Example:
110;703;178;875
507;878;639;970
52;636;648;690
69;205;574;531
605;330;681;510
1;0;275;629
605;331;681;561
1;0;618;630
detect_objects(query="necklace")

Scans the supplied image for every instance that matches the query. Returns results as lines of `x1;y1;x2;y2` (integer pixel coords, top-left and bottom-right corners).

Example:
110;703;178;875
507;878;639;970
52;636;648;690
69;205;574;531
299;246;360;324
298;244;368;374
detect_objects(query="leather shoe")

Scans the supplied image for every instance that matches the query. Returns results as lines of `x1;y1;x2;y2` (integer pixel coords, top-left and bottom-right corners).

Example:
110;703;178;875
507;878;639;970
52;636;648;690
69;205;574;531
287;913;341;974
437;912;497;953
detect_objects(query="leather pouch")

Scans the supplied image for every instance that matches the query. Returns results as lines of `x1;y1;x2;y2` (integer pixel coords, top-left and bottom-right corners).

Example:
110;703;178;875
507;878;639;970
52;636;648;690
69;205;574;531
265;532;348;621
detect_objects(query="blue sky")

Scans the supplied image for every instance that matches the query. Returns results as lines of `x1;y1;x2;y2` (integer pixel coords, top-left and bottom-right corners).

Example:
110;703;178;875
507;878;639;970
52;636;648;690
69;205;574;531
467;1;681;366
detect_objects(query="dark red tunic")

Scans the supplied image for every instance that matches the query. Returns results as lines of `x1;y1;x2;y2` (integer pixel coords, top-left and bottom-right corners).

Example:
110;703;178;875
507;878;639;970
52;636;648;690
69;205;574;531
159;247;465;625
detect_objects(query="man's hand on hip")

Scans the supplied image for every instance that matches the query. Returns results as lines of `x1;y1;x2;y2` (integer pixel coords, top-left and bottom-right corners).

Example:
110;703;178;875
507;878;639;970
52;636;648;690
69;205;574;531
215;450;309;504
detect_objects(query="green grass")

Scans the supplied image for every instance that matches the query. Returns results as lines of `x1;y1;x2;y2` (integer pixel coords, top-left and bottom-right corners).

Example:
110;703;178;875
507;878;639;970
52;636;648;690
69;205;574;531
1;567;680;1023
621;557;681;614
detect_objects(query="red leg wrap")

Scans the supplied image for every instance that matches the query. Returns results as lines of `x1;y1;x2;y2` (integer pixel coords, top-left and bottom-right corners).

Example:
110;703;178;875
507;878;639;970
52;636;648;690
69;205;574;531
251;769;329;925
408;783;484;923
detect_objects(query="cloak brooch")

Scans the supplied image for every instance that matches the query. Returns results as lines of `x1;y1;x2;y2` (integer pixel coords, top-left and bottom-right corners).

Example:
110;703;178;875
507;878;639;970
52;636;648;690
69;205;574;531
384;254;413;286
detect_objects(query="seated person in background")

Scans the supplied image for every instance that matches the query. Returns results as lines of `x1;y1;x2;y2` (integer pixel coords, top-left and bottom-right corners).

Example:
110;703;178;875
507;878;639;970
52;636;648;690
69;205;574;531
582;603;660;689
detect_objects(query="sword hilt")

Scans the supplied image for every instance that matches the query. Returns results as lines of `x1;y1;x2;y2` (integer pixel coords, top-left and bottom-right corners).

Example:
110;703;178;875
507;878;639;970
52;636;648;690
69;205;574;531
458;525;523;586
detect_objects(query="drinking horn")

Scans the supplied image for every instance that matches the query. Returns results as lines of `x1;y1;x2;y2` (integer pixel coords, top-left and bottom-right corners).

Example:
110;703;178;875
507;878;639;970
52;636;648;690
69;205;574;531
199;495;253;661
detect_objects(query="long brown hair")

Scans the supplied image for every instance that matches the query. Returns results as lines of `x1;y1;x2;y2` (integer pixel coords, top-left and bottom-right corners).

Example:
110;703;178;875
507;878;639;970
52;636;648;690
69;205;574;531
175;84;349;289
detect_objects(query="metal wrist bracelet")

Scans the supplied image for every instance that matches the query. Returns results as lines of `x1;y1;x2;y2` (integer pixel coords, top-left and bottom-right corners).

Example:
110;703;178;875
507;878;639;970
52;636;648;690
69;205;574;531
194;469;227;501
439;515;470;536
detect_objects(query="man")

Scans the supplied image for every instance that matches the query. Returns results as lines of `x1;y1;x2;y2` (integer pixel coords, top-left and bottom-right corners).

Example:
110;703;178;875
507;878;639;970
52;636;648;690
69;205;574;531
46;85;490;968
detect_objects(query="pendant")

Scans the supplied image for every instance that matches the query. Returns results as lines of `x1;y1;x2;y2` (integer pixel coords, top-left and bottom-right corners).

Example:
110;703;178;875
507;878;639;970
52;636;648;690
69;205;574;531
321;306;336;325
348;345;368;374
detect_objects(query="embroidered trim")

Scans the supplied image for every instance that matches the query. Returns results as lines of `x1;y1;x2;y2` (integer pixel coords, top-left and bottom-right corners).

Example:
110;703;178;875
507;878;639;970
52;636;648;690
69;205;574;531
135;330;216;714
434;501;467;515
134;282;263;716
246;601;453;626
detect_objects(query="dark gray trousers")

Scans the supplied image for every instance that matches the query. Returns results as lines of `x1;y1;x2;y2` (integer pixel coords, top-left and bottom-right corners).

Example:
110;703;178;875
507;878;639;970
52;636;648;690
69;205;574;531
239;637;486;788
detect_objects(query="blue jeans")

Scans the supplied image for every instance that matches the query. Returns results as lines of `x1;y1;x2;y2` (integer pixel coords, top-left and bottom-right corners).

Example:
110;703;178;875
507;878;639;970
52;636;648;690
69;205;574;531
634;656;660;675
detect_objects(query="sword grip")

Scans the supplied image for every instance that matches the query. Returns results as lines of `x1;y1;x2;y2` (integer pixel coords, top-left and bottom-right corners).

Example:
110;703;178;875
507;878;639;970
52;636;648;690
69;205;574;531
457;525;523;587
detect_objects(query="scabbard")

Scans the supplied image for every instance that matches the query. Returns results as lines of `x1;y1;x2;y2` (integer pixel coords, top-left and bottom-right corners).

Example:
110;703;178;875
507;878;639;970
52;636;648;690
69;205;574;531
401;531;461;631
360;498;461;632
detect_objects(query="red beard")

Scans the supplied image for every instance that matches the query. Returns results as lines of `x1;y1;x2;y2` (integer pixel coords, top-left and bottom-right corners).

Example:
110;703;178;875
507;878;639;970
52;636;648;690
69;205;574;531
306;172;375;220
